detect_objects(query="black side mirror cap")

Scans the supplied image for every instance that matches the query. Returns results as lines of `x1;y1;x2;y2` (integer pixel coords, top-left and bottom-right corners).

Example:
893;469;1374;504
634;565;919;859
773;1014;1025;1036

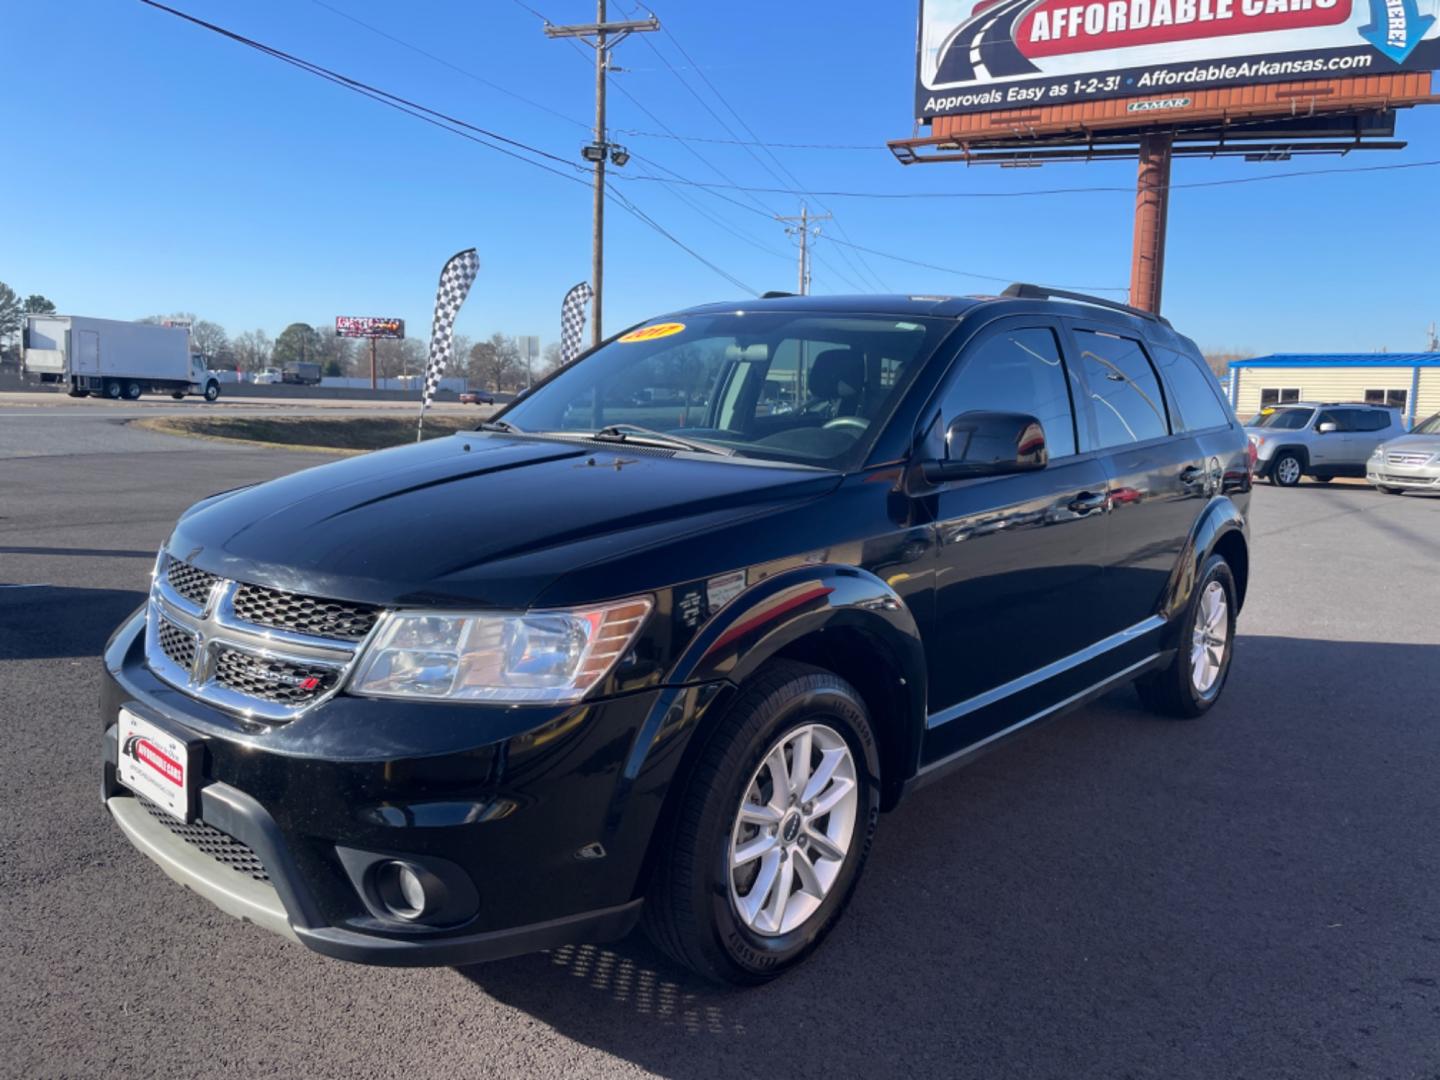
920;410;1048;483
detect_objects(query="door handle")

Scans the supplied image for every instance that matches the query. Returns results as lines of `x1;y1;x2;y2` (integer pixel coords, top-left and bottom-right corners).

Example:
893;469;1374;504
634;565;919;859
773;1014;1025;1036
1067;491;1108;514
1179;465;1205;485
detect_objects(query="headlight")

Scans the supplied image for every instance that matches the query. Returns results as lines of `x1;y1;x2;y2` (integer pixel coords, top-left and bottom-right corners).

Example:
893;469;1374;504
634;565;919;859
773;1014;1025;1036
351;597;652;703
1370;445;1385;458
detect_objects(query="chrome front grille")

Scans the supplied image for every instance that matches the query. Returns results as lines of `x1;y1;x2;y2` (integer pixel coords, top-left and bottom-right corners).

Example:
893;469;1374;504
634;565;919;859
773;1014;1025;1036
1387;452;1432;467
166;559;220;606
231;582;379;642
145;554;382;722
156;616;198;670
214;647;339;705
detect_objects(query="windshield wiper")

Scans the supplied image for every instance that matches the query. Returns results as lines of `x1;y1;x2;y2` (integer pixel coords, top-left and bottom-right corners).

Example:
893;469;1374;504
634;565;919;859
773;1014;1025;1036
477;418;521;433
592;424;734;456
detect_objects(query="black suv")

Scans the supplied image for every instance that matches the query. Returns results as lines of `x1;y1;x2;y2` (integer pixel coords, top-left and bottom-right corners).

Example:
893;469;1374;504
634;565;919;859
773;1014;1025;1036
101;286;1252;985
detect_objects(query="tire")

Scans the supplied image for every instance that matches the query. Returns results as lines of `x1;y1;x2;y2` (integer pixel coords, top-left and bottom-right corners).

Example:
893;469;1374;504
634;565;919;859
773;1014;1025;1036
171;391;186;400
1312;472;1333;483
203;381;220;402
103;380;122;400
67;389;89;398
1136;553;1238;719
123;381;142;400
1269;452;1303;487
643;660;880;985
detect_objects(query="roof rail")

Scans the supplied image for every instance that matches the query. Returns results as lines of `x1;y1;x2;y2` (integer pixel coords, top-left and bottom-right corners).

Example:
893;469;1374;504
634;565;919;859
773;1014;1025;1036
1001;283;1172;328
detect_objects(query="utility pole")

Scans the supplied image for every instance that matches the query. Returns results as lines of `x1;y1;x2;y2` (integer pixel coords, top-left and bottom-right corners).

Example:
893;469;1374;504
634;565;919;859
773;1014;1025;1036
1427;321;1438;352
543;4;658;346
775;204;831;295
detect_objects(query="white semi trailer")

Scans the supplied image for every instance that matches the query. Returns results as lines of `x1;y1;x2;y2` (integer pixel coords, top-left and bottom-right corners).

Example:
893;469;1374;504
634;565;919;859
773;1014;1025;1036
22;315;221;401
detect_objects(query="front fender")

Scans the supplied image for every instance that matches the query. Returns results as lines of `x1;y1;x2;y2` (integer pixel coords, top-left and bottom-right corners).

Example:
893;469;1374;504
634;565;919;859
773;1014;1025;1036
669;564;926;714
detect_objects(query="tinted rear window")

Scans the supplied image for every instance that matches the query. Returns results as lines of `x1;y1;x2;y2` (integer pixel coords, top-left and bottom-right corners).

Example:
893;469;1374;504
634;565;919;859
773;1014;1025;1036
1154;347;1233;432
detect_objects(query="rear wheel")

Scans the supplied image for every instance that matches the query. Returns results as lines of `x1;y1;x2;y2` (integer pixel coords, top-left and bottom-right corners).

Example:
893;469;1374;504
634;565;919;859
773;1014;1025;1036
643;661;880;985
1136;553;1237;719
123;381;142;400
103;380;122;400
171;391;186;400
1270;452;1303;487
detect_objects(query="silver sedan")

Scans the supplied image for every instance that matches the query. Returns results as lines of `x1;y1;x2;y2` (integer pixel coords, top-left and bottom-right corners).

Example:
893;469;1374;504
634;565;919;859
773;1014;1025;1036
1367;412;1440;494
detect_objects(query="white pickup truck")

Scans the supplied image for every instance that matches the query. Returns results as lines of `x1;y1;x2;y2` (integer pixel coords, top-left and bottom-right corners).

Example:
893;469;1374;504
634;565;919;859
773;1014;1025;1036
22;315;221;401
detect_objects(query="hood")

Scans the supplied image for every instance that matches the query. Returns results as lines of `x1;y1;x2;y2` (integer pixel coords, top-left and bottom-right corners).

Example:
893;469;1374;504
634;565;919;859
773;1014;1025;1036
169;433;838;610
1377;433;1440;456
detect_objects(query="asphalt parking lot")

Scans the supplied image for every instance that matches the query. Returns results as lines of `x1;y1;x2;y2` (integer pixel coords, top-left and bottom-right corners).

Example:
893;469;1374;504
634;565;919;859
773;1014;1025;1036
2;410;1437;1080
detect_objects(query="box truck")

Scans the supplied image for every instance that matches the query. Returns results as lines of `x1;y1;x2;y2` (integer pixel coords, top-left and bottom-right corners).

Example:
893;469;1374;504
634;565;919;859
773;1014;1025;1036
22;315;221;401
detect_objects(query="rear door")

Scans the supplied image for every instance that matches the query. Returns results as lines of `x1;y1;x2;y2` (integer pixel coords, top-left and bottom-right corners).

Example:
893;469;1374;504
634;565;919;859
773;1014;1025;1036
1066;323;1206;637
74;330;100;376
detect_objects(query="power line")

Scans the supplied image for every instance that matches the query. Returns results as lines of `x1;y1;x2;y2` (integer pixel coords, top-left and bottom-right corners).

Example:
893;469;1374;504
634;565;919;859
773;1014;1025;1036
137;0;758;297
308;0;589;130
615;129;889;152
620;157;1440;199
825;237;1128;294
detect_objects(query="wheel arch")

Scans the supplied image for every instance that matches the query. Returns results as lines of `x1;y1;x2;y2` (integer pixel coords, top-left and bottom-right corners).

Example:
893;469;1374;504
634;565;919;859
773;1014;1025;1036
1161;496;1250;623
1267;443;1309;474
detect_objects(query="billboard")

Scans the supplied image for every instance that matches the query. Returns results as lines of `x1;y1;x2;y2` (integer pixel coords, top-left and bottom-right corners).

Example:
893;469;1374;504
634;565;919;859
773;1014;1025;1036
917;0;1440;117
336;316;405;339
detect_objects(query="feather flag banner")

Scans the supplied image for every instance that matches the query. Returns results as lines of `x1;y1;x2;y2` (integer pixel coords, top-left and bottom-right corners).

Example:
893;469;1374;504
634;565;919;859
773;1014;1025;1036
417;248;480;441
559;281;594;366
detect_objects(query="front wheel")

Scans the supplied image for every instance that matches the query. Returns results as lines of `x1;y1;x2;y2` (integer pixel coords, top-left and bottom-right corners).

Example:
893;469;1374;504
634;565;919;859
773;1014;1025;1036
643;661;880;985
1269;452;1303;487
1136;553;1238;719
203;381;220;402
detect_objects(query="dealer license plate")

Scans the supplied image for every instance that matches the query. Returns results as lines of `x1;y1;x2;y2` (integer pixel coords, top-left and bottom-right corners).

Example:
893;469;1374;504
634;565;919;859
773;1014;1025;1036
117;708;193;821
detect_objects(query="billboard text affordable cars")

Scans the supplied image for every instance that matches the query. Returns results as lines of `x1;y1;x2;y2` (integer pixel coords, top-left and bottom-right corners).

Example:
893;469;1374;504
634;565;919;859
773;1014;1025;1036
335;316;405;339
917;0;1440;116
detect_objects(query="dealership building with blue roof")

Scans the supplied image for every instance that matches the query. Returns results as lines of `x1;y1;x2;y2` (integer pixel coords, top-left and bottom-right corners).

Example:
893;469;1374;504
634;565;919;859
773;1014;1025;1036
1228;355;1440;429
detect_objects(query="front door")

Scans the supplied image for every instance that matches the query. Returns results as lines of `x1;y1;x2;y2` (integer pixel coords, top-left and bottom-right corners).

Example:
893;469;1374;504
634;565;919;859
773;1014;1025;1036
1309;407;1354;468
919;319;1112;763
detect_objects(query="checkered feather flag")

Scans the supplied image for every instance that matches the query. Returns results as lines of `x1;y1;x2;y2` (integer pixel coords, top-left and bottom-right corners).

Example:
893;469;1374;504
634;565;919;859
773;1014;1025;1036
417;248;480;441
559;281;594;366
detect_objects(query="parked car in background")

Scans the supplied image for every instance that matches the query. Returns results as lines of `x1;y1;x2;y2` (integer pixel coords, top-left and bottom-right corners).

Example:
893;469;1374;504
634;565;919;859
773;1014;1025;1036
252;368;283;385
282;361;322;386
1367;411;1440;495
459;389;495;405
100;287;1251;985
1245;402;1404;486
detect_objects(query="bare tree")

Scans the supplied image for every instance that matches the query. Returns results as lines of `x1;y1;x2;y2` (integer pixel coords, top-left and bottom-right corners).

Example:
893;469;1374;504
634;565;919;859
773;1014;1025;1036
231;329;274;373
311;330;355;377
467;333;520;391
374;337;426;380
189;319;228;361
539;342;566;378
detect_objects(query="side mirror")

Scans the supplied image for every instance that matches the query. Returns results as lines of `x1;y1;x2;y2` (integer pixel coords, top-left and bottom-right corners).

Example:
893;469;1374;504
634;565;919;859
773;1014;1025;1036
921;410;1048;483
1316;421;1337;434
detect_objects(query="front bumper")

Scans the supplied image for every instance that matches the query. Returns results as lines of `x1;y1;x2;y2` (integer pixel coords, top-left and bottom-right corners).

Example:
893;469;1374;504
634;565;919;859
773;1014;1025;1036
1367;463;1440;490
101;609;725;966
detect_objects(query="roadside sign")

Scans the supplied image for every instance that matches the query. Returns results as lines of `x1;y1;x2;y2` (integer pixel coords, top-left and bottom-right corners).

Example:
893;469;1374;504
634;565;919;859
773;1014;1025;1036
336;316;405;339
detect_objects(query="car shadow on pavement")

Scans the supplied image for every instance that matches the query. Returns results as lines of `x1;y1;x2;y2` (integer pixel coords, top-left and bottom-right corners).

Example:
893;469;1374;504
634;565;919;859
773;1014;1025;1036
456;634;1440;1080
0;585;145;660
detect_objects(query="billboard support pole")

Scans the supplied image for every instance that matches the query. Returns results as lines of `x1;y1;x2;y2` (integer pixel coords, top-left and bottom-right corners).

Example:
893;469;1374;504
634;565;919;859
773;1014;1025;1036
370;338;377;391
1129;132;1173;315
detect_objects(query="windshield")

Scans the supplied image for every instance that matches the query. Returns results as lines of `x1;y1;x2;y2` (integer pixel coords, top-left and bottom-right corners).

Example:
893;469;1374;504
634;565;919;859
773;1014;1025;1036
498;312;950;468
1250;407;1313;430
1412;412;1440;435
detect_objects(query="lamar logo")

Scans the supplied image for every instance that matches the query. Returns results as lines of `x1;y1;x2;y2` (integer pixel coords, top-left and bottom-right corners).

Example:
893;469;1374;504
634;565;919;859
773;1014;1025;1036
122;735;183;787
1128;96;1193;110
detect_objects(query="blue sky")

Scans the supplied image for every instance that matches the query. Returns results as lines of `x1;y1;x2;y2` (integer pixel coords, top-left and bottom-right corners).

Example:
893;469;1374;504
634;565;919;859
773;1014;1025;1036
4;0;1437;354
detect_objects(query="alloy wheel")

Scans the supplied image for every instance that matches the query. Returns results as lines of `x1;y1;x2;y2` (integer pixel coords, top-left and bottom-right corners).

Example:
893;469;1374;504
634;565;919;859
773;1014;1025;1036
728;722;858;937
1190;580;1229;696
1276;456;1301;485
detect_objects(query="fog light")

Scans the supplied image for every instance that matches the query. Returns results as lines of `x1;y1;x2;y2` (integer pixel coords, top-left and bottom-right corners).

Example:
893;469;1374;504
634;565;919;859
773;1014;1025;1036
375;860;429;921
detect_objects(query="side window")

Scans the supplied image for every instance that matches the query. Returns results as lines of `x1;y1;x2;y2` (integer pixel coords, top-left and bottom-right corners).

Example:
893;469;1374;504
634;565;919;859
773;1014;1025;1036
1351;409;1389;432
1154;346;1233;432
938;327;1077;458
1074;330;1169;447
1316;409;1346;431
